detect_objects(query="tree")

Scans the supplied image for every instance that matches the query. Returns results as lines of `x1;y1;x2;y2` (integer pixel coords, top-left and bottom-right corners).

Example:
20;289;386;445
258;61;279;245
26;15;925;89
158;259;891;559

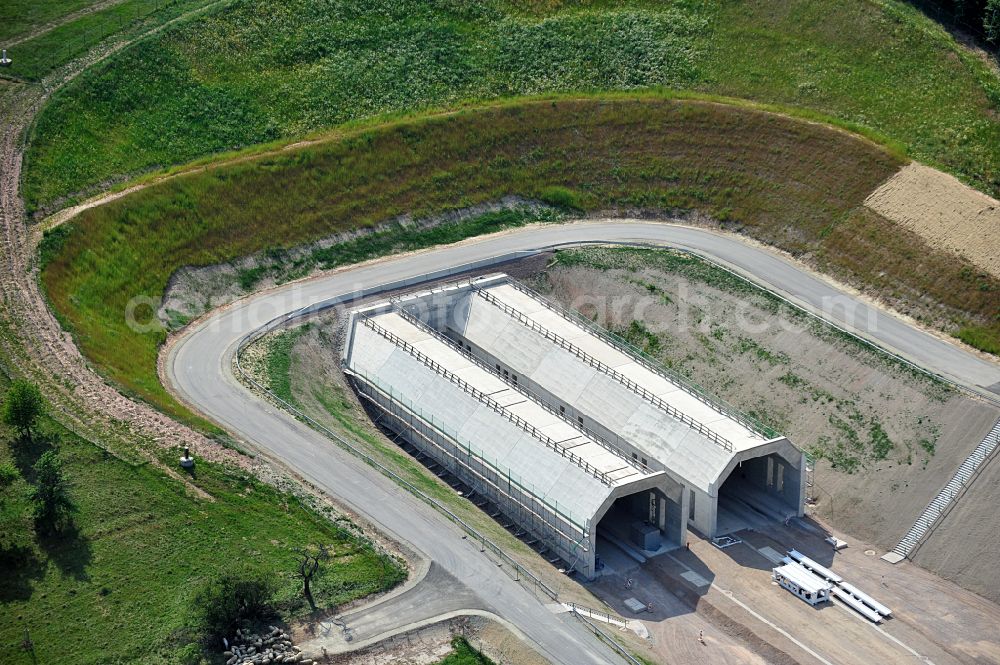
191;569;276;640
29;450;76;533
0;462;32;557
986;0;1000;43
295;545;330;611
0;462;16;489
2;380;44;441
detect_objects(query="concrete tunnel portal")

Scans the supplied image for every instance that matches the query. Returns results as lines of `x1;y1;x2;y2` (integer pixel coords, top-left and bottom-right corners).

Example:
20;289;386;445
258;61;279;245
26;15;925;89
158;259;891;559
342;274;806;578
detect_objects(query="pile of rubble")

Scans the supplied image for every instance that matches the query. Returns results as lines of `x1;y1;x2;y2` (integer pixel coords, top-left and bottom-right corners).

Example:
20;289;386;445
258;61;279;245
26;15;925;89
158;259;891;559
223;626;314;665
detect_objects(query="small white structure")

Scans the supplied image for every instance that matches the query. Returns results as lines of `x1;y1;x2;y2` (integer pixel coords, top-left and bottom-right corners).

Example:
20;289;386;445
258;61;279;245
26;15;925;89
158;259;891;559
0;50;11;67
788;549;843;583
772;562;832;606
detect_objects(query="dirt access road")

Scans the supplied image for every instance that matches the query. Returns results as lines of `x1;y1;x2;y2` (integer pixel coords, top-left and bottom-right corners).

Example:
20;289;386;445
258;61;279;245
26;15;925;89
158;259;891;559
590;519;1000;665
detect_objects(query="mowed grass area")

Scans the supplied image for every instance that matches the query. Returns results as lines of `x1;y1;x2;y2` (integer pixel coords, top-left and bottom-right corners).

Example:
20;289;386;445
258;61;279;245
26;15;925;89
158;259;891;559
0;412;404;663
696;0;1000;195
43;96;917;424
22;0;1000;212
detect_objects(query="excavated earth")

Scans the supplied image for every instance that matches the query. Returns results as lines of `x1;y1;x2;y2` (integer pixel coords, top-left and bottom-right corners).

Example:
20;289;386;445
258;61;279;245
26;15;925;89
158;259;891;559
865;162;1000;279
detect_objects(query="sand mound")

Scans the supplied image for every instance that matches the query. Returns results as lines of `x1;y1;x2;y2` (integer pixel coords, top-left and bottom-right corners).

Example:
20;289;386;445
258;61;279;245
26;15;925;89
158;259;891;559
865;163;1000;278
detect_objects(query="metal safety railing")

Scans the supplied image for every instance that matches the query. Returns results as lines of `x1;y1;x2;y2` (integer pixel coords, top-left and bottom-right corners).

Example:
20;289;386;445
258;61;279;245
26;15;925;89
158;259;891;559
473;287;735;453
570;608;645;665
567;602;630;630
234;332;563;605
393;305;647;479
361;315;617;484
504;278;779;440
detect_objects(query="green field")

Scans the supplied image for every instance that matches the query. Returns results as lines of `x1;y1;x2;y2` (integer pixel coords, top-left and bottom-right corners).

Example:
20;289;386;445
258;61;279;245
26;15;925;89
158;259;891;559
22;0;1000;212
1;0;227;83
0;0;102;42
0;412;405;664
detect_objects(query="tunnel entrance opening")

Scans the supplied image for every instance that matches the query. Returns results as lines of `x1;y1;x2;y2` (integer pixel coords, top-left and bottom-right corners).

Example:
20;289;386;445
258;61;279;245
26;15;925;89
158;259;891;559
717;453;800;536
594;489;679;575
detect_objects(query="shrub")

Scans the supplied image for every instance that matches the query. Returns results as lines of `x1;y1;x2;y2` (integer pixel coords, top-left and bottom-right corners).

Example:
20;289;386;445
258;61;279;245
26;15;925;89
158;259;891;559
538;185;582;210
191;569;277;641
3;380;45;441
30;450;76;533
0;462;17;488
439;637;496;665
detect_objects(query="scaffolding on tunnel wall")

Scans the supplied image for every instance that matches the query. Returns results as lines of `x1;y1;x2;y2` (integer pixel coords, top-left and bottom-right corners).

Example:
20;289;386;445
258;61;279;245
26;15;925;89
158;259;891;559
348;368;596;576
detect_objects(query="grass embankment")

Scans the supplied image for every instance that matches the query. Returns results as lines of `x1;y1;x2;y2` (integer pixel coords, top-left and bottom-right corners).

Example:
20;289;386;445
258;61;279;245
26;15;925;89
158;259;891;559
229;206;561;299
22;0;1000;212
42;97;920;424
0;416;404;663
547;247;953;472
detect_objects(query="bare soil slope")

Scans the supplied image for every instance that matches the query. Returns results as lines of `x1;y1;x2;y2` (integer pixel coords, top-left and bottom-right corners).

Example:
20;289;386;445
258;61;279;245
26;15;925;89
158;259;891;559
914;452;1000;604
865;163;1000;278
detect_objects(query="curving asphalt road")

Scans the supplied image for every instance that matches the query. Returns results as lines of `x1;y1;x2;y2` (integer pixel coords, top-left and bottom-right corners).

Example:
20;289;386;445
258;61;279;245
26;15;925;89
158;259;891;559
166;220;1000;664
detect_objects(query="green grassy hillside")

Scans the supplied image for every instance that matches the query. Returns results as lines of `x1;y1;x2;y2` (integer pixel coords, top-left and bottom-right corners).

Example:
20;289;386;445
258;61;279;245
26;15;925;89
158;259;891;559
23;0;1000;212
40;96;923;423
0;411;404;664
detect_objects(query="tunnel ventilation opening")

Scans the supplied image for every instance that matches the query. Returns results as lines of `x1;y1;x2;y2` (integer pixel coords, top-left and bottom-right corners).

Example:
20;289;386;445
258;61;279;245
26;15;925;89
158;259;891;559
717;453;800;536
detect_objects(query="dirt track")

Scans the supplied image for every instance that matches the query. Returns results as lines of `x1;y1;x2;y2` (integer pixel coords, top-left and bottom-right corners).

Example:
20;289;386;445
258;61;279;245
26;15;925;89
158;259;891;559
865;163;1000;278
0;5;238;474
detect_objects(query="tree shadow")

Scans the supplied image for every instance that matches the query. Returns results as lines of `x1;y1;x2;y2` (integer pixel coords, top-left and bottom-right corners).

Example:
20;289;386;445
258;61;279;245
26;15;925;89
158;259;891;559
36;519;92;582
10;430;57;480
0;545;45;602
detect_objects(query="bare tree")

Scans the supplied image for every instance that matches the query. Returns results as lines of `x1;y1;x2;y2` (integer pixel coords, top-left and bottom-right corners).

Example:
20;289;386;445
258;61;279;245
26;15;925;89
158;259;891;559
295;545;330;611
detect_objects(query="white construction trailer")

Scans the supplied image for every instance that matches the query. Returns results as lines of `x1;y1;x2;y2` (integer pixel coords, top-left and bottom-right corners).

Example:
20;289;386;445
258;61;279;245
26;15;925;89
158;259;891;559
772;562;832;606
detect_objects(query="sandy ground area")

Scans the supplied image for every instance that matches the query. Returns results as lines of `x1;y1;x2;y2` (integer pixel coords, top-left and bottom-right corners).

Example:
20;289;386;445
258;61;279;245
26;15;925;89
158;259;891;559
865;163;1000;278
532;253;1000;602
653;519;1000;665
